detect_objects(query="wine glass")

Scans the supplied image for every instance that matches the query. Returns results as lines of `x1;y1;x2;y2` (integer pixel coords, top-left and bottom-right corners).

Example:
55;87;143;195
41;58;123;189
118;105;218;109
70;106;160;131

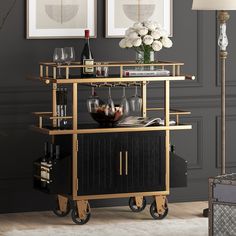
53;48;65;78
87;87;99;113
129;86;142;113
106;87;115;116
120;87;129;116
64;47;75;65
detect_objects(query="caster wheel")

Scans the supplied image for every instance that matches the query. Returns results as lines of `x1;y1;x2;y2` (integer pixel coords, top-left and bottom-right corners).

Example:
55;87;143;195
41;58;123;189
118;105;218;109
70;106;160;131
129;197;147;212
150;201;168;220
52;196;70;217
71;203;91;225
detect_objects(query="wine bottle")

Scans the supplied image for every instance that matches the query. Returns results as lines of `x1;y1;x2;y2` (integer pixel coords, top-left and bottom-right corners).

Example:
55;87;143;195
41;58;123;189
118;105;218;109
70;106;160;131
43;142;48;160
45;144;53;183
49;144;54;162
56;87;62;128
61;88;68;128
81;29;94;78
55;145;60;160
40;142;48;187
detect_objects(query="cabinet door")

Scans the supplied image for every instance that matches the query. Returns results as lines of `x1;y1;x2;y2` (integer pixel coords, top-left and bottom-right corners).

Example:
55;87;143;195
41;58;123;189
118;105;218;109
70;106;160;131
77;132;165;196
77;133;119;195
121;132;166;193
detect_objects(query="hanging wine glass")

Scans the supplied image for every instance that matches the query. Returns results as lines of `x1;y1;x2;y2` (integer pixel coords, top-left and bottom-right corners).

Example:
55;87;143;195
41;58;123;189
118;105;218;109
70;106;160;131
129;86;142;113
106;87;115;116
120;87;129;116
87;87;99;113
53;48;65;78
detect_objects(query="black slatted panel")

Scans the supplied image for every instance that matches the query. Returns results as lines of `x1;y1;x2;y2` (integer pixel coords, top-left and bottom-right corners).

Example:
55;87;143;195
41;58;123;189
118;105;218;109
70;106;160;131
78;133;117;195
125;132;165;193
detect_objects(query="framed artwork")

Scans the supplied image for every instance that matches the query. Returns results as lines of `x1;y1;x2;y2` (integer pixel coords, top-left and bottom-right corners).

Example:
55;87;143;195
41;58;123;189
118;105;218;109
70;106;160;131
27;0;97;39
106;0;173;38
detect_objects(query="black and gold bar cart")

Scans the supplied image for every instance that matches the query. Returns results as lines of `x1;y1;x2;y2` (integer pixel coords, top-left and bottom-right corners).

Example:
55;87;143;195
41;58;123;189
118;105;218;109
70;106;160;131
30;61;194;225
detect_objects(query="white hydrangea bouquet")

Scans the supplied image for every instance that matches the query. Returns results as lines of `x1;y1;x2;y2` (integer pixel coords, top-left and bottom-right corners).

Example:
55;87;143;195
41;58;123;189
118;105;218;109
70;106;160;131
119;21;173;63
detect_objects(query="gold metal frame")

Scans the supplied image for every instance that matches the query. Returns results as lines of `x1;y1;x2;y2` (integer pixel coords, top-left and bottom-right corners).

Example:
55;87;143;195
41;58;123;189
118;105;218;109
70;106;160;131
31;60;193;212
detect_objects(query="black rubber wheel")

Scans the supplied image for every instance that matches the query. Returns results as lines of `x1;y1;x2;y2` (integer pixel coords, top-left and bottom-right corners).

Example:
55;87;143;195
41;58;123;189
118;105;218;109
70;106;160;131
71;203;91;225
150;201;168;220
52;197;71;217
129;197;147;212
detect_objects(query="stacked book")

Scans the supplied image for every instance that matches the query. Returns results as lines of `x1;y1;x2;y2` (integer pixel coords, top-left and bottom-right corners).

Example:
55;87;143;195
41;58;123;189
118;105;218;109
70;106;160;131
123;69;170;77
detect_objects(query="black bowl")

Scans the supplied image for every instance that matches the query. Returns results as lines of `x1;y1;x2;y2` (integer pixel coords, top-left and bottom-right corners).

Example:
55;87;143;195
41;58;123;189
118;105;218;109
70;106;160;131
89;105;124;126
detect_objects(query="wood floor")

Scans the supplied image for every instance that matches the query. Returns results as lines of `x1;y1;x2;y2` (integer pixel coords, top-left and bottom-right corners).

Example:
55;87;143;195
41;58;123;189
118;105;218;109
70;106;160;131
0;201;208;236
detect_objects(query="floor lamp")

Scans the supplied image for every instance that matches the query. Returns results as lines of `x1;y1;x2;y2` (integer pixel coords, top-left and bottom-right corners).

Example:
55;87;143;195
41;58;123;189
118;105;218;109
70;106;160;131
192;0;236;217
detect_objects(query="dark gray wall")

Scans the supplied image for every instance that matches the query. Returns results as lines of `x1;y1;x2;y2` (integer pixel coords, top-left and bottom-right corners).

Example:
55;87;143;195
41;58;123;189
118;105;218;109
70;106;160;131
1;0;236;213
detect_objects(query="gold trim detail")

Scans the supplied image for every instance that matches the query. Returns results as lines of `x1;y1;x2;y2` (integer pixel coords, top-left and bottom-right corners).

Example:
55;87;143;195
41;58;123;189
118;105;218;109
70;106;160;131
125;151;128;176
119;152;122;176
74;191;169;201
30;125;192;136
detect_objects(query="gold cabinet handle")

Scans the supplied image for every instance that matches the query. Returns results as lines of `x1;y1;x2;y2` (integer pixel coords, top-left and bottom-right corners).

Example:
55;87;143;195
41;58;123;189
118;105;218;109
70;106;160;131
119;151;122;176
125;151;128;175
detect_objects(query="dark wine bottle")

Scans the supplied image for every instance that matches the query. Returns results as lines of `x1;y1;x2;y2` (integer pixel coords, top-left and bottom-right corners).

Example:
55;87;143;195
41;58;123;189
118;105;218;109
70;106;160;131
43;142;48;161
49;144;54;162
56;87;68;129
81;29;94;78
41;142;48;187
55;145;60;160
44;144;53;184
56;87;62;128
61;88;68;128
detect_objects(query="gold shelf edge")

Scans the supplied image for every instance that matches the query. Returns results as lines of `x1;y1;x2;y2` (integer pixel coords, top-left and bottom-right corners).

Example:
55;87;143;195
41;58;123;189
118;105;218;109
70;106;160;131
42;76;186;84
73;190;170;201
30;125;192;136
39;61;184;68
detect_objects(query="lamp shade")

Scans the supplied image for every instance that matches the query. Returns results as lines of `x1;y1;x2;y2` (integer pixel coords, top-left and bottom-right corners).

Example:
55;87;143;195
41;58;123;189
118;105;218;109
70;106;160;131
192;0;236;10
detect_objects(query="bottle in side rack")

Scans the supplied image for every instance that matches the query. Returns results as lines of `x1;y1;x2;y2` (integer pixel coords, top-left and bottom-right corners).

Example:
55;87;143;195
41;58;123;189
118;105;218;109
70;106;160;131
45;144;53;183
56;87;68;129
61;88;68;128
40;142;49;187
56;87;62;128
81;29;94;78
55;145;60;160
